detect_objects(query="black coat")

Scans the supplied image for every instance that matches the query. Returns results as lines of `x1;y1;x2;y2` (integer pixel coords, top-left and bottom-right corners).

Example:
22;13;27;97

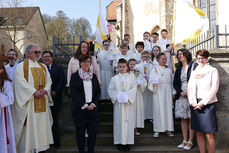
49;63;65;96
173;62;198;100
70;70;101;109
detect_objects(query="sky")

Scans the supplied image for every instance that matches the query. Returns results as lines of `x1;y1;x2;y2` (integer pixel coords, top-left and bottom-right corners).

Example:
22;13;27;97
23;0;114;33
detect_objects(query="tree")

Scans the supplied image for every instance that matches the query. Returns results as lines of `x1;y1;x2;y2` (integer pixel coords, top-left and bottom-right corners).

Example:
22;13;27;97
71;17;92;41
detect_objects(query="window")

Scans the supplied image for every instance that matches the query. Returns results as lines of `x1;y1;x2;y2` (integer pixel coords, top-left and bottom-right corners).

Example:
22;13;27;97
199;0;216;32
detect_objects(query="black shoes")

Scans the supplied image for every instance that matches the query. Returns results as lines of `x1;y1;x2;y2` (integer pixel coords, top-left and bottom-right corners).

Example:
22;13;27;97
117;144;130;151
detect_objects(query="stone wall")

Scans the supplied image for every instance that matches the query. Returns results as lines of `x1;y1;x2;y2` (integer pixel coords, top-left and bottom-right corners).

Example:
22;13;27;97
208;49;229;150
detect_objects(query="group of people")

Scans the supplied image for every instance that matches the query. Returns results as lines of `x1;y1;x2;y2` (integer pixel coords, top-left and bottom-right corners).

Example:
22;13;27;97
0;28;219;153
1;45;65;153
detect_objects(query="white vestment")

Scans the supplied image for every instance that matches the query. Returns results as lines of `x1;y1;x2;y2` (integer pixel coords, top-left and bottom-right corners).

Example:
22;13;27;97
157;38;172;67
148;66;174;132
108;73;137;145
12;59;53;153
97;49;114;99
5;63;18;83
133;72;147;128
135;62;154;119
144;40;152;52
0;81;16;153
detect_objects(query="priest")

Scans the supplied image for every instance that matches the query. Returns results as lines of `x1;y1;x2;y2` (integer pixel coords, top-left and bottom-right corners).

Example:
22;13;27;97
12;44;53;153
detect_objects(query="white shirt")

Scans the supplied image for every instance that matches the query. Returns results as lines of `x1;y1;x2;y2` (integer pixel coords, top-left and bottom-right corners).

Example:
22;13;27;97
5;63;18;82
83;80;92;103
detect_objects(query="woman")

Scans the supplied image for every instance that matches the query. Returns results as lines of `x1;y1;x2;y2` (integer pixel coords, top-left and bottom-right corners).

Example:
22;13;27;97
70;54;101;153
173;48;194;150
67;41;101;87
0;62;16;153
188;49;219;153
151;45;161;66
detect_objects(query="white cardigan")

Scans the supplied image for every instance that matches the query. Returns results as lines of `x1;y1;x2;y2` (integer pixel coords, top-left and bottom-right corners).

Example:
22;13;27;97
188;64;219;106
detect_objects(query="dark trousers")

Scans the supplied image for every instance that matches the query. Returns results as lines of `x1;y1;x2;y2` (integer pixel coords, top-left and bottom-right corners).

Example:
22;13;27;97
72;107;98;153
51;96;62;147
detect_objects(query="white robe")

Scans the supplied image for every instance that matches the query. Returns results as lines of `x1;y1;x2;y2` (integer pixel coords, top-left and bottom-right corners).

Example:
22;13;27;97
5;63;18;83
157;38;172;67
144;40;152;52
133;72;147;128
148;65;174;132
135;62;154;119
0;81;16;153
97;50;114;99
108;73;137;145
12;59;53;153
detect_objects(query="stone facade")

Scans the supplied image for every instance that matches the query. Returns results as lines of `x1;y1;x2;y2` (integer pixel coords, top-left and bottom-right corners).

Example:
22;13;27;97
0;7;48;59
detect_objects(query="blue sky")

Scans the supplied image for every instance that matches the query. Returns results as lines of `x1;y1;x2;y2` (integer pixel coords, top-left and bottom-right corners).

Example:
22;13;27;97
24;0;114;33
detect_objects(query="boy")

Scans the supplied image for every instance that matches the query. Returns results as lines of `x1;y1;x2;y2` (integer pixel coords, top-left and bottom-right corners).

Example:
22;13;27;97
143;31;152;52
5;49;18;83
129;58;147;135
135;51;154;122
134;41;144;64
151;32;160;49
108;58;137;151
113;43;132;73
97;39;114;100
157;29;173;67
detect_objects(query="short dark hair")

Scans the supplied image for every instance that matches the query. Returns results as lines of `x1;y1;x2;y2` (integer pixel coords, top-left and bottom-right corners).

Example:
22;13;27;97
195;49;209;58
128;58;137;63
176;48;192;66
102;39;110;45
161;29;168;34
152;32;159;37
74;41;91;59
124;33;130;37
8;49;18;56
79;54;91;63
118;58;128;65
143;31;150;36
42;51;53;57
135;41;144;49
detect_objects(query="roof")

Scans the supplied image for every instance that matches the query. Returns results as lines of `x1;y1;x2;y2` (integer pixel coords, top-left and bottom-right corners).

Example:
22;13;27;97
106;0;122;21
0;7;38;26
0;7;48;40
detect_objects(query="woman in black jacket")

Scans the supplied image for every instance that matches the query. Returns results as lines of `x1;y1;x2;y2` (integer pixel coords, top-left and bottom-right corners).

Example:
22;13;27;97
70;54;101;153
173;48;195;150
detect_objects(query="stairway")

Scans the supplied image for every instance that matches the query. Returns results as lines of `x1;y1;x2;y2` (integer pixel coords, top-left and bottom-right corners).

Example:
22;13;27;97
46;99;202;153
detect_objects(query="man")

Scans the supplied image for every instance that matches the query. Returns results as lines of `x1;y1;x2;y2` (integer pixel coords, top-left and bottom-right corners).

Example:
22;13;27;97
42;51;65;149
5;49;18;83
12;44;53;153
157;29;173;67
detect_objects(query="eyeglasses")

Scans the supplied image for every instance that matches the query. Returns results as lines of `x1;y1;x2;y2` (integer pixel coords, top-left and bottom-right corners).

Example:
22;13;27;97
43;56;51;58
34;51;41;54
103;44;110;46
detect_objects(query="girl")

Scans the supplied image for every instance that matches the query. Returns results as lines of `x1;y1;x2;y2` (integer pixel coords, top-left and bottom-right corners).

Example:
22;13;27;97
108;58;137;151
0;62;16;153
148;52;174;137
128;58;147;135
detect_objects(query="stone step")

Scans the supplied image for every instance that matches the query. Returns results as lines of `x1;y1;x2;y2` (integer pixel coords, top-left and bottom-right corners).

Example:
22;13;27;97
47;145;201;153
61;132;184;147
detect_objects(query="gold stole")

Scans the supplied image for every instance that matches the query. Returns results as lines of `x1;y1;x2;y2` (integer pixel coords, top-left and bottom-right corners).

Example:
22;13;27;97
23;59;47;113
